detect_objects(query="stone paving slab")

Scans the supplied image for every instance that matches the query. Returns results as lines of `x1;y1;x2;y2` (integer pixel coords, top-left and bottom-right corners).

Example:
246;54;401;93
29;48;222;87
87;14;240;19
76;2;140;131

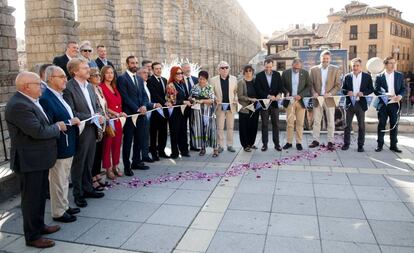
1;133;414;252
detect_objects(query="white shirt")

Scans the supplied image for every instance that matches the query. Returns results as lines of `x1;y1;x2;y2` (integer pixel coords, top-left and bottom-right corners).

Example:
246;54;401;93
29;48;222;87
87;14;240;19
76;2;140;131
185;75;194;94
74;78;95;114
291;71;299;96
352;72;362;94
155;75;165;92
385;71;395;96
18;91;49;122
47;87;74;118
99;57;108;65
265;72;272;87
320;66;329;95
143;81;151;101
66;54;73;61
126;70;139;87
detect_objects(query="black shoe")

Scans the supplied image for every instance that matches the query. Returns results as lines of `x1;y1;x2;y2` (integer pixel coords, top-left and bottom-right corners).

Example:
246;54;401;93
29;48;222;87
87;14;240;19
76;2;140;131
296;144;303;150
53;212;77;223
357;146;364;152
124;167;134;176
341;145;349;150
375;146;383;152
327;142;335;151
390;146;402;153
243;147;252;152
309;141;319;148
171;153;179;159
74;197;87;208
66;207;80;215
159;153;170;158
143;157;154;163
190;147;201;151
275;145;282;151
261;145;268;151
83;191;105;199
283;143;292;150
136;165;150;170
181;153;191;157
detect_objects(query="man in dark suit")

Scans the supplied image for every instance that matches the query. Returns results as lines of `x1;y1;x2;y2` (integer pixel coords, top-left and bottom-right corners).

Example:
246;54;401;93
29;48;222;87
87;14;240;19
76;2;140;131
40;66;81;223
5;71;66;248
255;58;285;151
118;56;157;175
52;41;79;79
281;58;311;151
374;56;406;153
95;45;116;71
63;58;105;208
182;62;200;151
147;62;170;160
341;58;374;152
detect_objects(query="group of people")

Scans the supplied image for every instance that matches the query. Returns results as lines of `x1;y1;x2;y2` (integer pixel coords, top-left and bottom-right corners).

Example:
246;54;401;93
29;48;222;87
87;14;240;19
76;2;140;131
5;40;405;248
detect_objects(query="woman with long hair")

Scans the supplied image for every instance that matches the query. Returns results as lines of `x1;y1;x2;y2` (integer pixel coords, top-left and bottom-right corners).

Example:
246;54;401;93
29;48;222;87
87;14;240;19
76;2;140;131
100;65;127;179
167;66;192;159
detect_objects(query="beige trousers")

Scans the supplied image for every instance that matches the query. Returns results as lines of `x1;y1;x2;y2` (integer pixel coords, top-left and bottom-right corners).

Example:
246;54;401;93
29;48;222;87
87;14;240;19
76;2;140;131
312;102;335;142
49;157;73;218
216;108;235;147
286;101;306;144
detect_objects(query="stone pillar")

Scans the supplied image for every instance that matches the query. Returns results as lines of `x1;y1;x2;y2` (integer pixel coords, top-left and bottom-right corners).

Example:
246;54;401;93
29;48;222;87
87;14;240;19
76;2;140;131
77;0;121;71
191;6;201;65
141;0;166;62
114;0;146;69
181;0;192;62
25;0;78;69
163;0;180;61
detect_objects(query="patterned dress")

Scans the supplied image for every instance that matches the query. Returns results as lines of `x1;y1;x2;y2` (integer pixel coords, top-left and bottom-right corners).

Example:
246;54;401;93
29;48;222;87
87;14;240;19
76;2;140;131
190;84;217;149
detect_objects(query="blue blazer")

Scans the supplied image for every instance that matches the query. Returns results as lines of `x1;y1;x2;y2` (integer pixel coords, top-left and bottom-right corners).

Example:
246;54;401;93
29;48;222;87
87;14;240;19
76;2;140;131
117;72;153;115
341;72;374;111
40;88;78;159
374;71;406;109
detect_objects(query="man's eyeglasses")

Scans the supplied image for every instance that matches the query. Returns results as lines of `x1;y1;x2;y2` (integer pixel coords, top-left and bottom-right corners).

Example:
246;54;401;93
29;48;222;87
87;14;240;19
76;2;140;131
51;75;67;79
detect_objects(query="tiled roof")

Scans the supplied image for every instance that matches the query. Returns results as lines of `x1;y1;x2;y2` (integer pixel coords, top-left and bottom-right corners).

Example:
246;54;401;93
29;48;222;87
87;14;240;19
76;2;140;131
310;22;343;45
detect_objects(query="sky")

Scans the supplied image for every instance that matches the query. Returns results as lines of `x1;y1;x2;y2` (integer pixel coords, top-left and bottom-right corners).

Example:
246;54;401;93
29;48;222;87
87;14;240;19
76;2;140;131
8;0;414;39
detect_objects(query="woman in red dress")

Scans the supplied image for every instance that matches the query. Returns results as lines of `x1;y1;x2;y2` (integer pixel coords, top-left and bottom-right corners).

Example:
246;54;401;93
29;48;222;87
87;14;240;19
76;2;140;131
100;66;127;180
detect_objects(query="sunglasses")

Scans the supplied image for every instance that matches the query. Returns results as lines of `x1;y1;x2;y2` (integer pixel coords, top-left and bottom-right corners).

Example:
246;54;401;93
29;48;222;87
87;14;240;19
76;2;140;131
220;66;229;70
176;72;183;75
82;49;92;52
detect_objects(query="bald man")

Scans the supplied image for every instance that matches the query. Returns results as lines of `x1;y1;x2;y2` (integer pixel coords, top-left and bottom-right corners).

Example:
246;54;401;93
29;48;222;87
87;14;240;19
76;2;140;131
5;71;67;248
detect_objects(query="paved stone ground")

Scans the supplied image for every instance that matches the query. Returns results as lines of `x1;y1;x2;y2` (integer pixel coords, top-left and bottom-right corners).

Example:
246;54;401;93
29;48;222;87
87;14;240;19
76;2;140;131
1;132;414;253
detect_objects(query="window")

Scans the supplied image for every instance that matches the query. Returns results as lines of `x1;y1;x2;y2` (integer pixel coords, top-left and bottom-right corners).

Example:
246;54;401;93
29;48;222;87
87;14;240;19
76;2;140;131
349;45;357;59
408;48;410;60
368;45;377;59
391;23;396;35
292;39;300;47
403;47;405;60
350;25;358;40
303;39;311;46
369;24;377;39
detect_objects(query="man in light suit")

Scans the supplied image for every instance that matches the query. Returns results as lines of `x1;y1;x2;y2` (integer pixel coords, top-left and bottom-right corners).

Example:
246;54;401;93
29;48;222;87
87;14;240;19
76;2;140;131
309;50;341;150
40;66;81;223
211;61;238;153
281;58;311;151
374;56;406;153
182;62;199;151
341;58;374;152
6;71;66;248
52;41;79;79
255;59;285;151
63;58;105;208
118;56;159;175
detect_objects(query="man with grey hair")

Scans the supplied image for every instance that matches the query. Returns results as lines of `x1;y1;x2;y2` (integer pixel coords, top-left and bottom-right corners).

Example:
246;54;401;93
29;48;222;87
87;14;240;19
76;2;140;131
53;41;79;79
309;50;341;150
6;71;67;248
211;61;238;152
281;58;311;150
181;62;200;151
40;66;81;223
